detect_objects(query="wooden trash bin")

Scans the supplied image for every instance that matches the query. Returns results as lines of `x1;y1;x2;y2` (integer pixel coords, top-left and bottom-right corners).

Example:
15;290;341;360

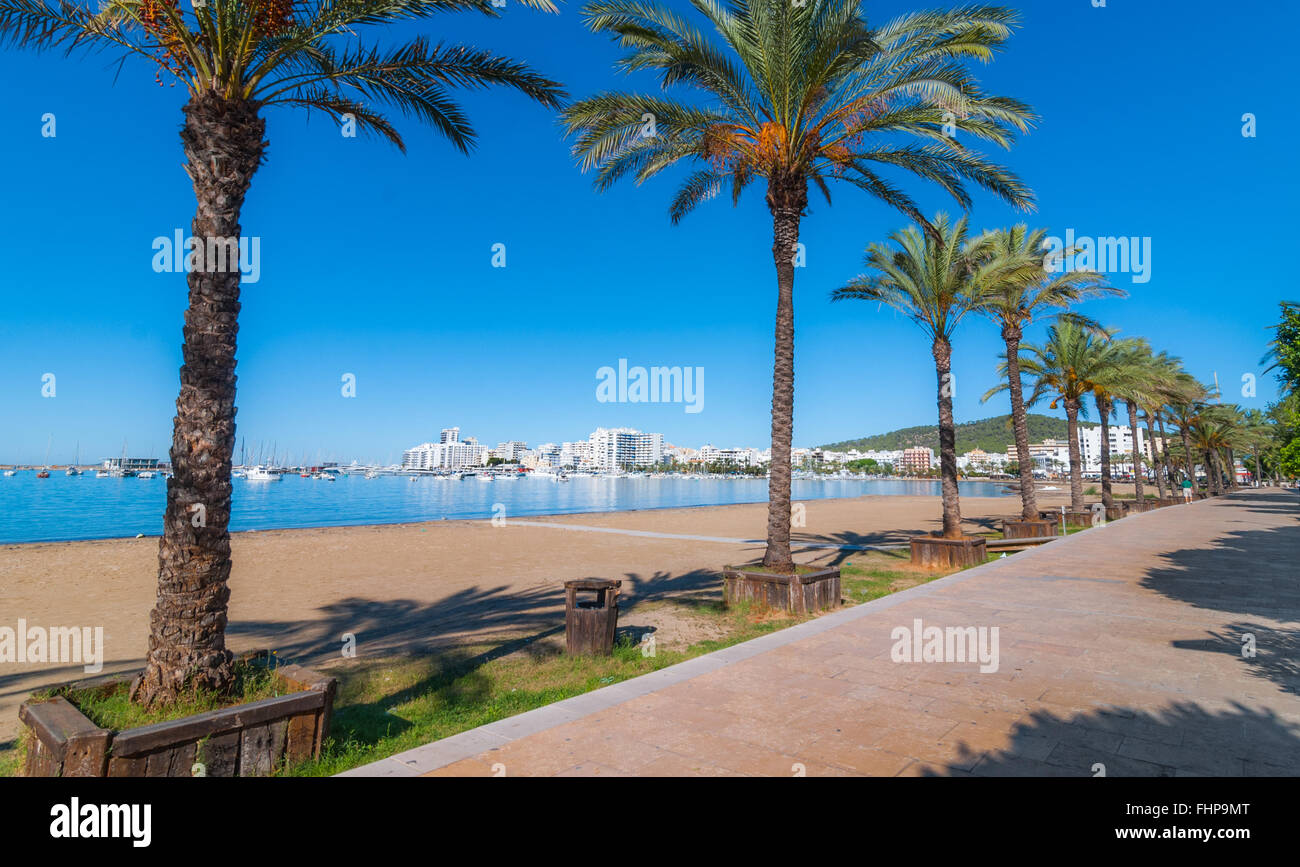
565;578;621;655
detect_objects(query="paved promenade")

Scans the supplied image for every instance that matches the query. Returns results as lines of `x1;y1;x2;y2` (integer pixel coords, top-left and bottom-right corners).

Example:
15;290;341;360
343;490;1300;777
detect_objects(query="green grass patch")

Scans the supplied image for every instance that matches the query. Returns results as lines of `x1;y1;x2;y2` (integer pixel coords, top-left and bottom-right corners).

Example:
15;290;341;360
838;550;950;604
0;732;25;777
48;660;283;733
289;602;794;777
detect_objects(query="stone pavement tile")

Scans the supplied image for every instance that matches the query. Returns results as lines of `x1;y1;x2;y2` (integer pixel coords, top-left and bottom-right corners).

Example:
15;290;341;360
555;762;633;777
1116;736;1247;776
938;720;1054;761
423;757;498;777
799;735;916;776
1243;759;1300;776
895;759;976;777
969;754;1083;777
715;718;830;755
1043;741;1173;777
919;698;1024;732
635;753;743;776
873;727;976;765
849;685;937;712
660;731;807;776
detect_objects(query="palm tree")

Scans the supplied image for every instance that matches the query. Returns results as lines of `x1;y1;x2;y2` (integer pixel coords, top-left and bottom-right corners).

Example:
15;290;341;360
976;225;1120;521
833;214;1001;539
1166;375;1212;496
562;0;1035;571
1240;408;1275;485
1125;348;1182;501
0;0;564;705
1016;317;1116;512
1188;415;1234;494
1086;336;1144;513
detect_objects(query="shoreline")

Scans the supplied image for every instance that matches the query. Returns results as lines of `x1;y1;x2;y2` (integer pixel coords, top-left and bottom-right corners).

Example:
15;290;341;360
0;492;1074;741
0;481;1025;548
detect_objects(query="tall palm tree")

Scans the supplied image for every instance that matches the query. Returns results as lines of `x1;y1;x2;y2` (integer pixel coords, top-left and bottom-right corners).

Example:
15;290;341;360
1125;348;1181;501
1241;408;1275;485
1086;336;1144;513
1188;415;1235;494
562;0;1035;570
1166;375;1212;496
976;225;1120;521
833;214;1001;539
0;0;564;705
1016;317;1115;512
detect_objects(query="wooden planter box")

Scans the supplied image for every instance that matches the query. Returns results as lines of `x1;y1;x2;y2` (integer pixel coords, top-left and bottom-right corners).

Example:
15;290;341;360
1002;519;1058;540
19;657;337;777
1104;504;1126;521
722;567;841;614
910;534;987;569
1039;509;1094;527
1156;498;1182;507
1125;499;1158;513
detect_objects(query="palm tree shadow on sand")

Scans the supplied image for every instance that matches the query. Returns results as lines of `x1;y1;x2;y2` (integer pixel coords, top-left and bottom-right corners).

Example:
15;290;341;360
920;701;1300;776
223;567;725;669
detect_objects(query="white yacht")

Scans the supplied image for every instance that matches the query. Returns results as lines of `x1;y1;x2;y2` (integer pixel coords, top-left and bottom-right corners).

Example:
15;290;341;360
246;466;279;481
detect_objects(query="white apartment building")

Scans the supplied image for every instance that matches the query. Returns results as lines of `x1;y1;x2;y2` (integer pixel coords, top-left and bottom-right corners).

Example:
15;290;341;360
664;445;698;464
559;440;593;469
403;434;489;470
493;441;529;462
822;448;903;466
531;443;561;468
957;448;1011;472
1077;424;1146;474
589;427;664;470
698;445;763;467
440;427;460;445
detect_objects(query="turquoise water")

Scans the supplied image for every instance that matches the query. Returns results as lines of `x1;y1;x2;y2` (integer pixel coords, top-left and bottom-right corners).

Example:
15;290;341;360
0;473;1012;544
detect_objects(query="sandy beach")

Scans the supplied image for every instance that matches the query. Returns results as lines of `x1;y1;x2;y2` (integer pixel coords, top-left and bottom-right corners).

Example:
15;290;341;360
0;490;1075;741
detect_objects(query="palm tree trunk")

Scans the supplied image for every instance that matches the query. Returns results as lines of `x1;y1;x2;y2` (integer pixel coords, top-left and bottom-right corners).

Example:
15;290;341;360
1156;415;1176;484
761;177;805;572
1002;324;1037;521
132;94;266;706
1144;411;1167;499
932;337;962;538
1226;447;1239;488
1205;450;1221;494
1180;426;1196;496
1098;397;1113;510
1254;450;1263;486
1128;401;1144;501
1065;398;1084;512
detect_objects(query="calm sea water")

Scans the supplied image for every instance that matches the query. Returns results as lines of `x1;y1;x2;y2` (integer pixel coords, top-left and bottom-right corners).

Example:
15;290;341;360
0;473;1012;544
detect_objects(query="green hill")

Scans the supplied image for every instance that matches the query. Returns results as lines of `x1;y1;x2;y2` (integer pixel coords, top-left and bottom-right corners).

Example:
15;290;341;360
820;413;1099;455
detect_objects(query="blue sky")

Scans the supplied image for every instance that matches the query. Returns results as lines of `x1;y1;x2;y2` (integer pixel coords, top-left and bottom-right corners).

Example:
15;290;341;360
0;0;1293;465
